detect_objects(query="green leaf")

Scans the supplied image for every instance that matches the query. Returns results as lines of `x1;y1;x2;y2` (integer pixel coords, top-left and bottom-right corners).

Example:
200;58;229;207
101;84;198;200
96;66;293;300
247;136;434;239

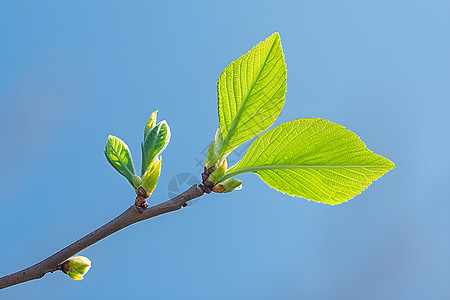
105;135;137;187
222;118;395;205
141;156;162;196
217;32;287;161
141;121;170;176
144;110;158;138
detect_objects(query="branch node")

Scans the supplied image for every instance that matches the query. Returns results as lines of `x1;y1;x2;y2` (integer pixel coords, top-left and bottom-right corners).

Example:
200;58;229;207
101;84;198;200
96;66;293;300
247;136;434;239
198;184;212;194
135;187;149;209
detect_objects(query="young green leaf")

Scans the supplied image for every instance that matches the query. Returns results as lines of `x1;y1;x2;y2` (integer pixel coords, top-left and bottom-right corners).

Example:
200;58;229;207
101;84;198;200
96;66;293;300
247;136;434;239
141;156;162;196
222;118;395;205
105;135;137;188
141;121;170;176
144;110;158;138
217;32;287;161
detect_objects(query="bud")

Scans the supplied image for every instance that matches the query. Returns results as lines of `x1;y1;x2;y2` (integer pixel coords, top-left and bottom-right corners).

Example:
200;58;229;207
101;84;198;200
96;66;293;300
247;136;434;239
205;129;223;169
132;175;142;188
212;178;242;193
140;156;162;196
61;256;91;281
208;159;227;184
144;110;158;138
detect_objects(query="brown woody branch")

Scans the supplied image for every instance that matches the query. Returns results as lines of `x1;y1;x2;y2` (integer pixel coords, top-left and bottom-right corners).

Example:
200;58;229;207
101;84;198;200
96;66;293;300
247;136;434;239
0;184;205;290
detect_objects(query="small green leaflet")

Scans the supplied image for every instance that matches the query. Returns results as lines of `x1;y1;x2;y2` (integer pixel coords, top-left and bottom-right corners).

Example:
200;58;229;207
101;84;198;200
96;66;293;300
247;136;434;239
104;135;137;187
141;156;162;195
141;121;170;176
144;110;158;138
217;32;287;162
222;118;395;205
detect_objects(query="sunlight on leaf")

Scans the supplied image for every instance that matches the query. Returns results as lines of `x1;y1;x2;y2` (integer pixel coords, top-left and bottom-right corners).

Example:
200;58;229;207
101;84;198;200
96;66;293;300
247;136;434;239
141;156;162;196
217;32;287;163
223;118;395;205
104;135;137;188
144;110;158;138
141;121;170;176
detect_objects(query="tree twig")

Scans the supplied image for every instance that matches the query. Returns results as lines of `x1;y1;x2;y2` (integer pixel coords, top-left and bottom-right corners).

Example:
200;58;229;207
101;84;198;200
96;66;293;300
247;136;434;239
0;184;204;290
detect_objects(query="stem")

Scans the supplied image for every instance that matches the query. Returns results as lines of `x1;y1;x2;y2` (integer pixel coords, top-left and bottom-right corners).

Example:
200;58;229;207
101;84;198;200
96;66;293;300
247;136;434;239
0;184;204;290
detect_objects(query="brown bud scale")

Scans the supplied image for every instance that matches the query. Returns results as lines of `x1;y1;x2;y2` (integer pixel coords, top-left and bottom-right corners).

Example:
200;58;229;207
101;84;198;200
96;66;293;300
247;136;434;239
61;261;71;274
212;184;225;193
135;187;149;209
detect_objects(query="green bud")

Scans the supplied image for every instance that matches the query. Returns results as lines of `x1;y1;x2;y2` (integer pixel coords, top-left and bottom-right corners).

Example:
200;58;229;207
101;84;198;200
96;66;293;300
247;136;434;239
132;175;142;188
141;156;162;196
62;256;91;281
205;129;223;169
208;159;227;184
213;178;243;193
144;110;158;139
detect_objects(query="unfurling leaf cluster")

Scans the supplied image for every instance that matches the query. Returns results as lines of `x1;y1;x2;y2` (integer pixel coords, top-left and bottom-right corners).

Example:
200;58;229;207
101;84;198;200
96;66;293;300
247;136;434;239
104;110;170;198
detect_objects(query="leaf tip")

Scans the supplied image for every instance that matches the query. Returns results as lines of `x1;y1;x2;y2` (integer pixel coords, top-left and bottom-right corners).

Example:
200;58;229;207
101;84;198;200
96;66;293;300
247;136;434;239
160;120;171;138
388;159;396;170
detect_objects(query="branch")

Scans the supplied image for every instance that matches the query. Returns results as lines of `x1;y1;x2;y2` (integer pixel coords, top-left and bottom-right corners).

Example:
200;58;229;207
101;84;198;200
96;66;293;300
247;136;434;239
0;184;205;290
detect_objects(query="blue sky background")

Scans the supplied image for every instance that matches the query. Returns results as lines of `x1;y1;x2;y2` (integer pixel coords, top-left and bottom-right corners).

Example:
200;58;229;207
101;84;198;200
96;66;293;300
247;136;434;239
1;1;449;299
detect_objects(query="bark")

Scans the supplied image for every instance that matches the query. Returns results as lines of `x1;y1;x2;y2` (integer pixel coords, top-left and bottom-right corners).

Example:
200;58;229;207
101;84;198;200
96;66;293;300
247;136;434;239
0;184;204;289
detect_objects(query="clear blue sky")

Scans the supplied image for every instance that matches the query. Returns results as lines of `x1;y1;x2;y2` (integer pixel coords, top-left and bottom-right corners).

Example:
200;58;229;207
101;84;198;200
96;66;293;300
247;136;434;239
1;1;449;299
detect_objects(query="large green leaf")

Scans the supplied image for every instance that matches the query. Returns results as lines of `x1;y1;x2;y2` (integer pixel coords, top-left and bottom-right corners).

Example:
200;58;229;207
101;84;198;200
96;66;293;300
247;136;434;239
141;121;170;176
216;32;287;163
222;118;395;205
104;135;136;187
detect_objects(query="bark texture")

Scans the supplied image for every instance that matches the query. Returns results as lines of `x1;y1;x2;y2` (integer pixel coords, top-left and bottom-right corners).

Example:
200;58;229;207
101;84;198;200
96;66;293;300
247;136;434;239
0;184;204;289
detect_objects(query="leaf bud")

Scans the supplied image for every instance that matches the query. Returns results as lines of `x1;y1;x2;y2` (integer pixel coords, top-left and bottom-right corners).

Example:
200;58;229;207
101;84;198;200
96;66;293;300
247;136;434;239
205;129;223;169
212;178;243;193
61;256;91;281
132;175;142;188
208;159;227;184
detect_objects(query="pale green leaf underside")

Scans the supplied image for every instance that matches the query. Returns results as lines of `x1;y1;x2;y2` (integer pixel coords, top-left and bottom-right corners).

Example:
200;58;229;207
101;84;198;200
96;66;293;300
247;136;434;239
105;135;136;186
224;118;395;205
218;32;287;160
